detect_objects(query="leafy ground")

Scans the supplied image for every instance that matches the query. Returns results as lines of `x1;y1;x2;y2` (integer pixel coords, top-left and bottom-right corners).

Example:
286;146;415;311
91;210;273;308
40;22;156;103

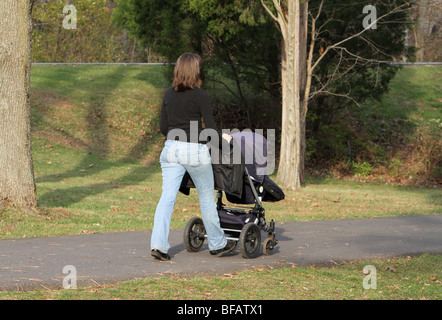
0;65;440;299
0;254;440;300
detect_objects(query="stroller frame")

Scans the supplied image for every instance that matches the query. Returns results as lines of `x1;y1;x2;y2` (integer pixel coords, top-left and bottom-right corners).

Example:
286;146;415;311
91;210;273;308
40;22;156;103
183;167;278;259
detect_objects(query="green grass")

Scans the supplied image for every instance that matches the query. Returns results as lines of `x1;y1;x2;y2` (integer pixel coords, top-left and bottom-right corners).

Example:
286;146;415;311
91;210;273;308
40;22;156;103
1;254;440;300
384;66;441;146
372;66;441;125
0;65;439;239
0;65;440;300
30;64;167;160
388;66;441;122
358;65;441;183
1;135;439;239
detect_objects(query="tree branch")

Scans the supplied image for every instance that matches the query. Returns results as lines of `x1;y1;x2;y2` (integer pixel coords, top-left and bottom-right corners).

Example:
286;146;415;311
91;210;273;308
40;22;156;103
311;89;363;109
303;0;324;115
260;0;278;23
260;0;287;35
310;2;411;73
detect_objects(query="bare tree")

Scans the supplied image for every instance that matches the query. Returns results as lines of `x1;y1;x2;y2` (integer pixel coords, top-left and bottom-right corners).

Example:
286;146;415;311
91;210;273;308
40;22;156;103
414;0;442;61
0;0;37;209
261;0;308;190
261;0;412;190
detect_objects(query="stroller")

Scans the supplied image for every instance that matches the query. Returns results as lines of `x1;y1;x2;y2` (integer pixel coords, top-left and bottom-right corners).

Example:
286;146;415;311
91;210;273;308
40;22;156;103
182;132;285;258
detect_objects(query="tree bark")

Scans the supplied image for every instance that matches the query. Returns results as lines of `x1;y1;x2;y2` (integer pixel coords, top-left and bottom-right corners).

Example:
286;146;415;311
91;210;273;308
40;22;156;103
416;0;430;62
0;0;37;208
275;0;308;190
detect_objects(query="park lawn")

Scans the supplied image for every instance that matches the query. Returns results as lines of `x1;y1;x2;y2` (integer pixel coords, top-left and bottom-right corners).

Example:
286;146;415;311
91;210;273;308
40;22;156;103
358;65;441;183
0;135;440;239
0;65;440;300
0;64;440;239
0;254;440;300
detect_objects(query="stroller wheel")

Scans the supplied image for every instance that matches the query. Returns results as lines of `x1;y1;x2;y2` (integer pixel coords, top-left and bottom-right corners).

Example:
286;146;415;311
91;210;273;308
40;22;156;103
263;236;275;255
239;222;261;259
184;217;206;252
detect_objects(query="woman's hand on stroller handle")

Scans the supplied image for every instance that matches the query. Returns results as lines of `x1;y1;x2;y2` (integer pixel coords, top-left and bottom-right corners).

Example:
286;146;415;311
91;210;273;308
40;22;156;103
222;133;232;143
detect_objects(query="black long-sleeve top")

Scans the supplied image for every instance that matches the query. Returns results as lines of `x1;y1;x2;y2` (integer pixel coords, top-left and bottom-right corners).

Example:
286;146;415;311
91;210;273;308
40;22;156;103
159;87;222;144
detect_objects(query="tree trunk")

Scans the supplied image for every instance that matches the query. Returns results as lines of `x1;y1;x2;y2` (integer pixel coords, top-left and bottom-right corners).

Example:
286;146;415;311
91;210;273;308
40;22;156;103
416;0;430;62
0;0;37;209
276;0;308;190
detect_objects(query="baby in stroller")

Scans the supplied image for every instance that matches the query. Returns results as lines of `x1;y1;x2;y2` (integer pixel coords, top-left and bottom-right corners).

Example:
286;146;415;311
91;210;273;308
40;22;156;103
181;131;285;258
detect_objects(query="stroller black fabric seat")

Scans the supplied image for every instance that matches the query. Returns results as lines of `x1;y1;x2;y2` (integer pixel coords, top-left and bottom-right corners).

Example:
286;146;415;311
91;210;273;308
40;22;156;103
225;132;284;204
179;139;245;198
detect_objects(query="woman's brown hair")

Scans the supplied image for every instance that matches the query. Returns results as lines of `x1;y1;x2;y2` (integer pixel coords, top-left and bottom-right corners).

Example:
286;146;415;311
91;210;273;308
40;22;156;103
172;53;203;92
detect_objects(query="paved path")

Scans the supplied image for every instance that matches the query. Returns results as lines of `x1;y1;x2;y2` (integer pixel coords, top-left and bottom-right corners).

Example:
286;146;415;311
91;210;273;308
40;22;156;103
1;214;441;291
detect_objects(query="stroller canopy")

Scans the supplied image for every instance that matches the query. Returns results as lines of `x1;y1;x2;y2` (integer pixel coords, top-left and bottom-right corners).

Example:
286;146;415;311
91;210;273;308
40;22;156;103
228;131;284;204
231;131;267;183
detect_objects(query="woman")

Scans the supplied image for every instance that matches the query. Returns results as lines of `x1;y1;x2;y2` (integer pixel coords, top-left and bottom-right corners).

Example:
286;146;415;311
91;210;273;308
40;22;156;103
150;53;234;261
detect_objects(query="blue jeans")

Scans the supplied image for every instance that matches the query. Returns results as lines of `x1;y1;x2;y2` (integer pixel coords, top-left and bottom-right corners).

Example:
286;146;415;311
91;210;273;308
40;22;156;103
150;140;227;253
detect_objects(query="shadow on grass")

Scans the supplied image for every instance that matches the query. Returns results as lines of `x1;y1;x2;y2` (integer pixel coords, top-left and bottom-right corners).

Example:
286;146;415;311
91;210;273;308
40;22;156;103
37;163;160;208
33;65;164;208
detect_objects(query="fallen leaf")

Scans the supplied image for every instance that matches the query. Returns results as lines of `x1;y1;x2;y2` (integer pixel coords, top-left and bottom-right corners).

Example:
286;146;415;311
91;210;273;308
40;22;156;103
311;202;321;207
385;266;397;272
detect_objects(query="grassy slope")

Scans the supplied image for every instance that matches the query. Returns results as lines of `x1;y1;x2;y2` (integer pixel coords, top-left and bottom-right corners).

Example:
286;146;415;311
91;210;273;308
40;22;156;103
356;65;441;184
